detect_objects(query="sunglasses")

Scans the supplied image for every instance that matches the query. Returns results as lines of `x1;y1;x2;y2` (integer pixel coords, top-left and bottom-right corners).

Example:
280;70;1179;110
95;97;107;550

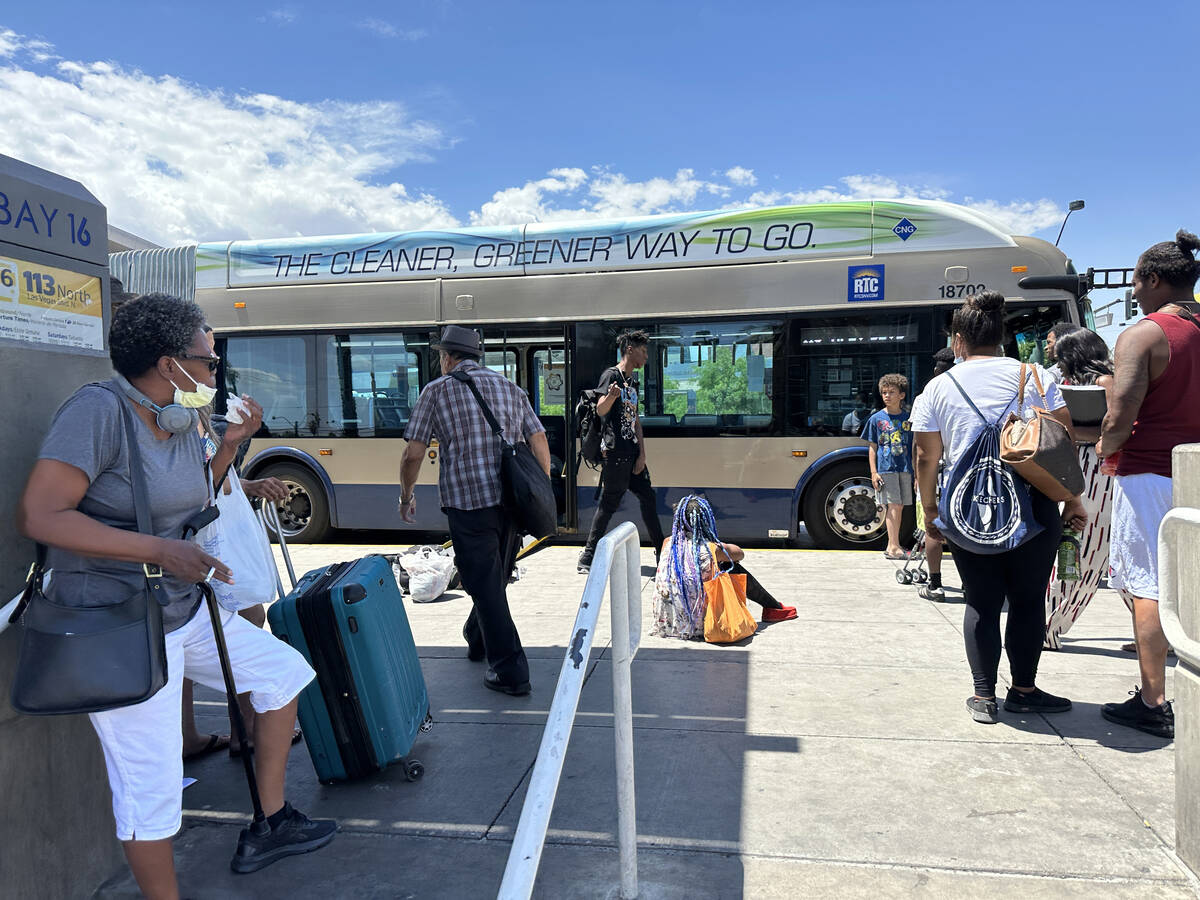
178;353;221;373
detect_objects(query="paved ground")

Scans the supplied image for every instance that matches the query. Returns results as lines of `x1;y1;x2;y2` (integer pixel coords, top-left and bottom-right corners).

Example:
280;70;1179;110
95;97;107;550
95;542;1195;899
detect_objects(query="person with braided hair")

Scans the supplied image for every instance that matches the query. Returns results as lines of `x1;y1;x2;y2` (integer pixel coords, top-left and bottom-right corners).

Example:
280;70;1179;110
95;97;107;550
652;495;796;639
1098;228;1200;739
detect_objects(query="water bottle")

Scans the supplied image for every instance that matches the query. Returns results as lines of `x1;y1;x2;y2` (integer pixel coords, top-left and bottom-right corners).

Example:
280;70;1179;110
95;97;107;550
1057;528;1081;581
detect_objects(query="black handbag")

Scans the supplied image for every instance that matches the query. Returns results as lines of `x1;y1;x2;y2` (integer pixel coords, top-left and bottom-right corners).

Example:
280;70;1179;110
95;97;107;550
450;370;558;539
9;385;169;715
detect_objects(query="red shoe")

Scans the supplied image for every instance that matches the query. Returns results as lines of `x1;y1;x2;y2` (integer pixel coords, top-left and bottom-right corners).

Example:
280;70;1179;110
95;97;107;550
762;606;797;622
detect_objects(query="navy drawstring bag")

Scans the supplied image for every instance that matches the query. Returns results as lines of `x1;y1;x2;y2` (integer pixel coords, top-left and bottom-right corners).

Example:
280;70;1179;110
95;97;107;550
935;372;1043;554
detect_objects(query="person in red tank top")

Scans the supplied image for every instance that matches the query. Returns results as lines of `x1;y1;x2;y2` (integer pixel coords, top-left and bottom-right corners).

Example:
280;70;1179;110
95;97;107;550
1098;229;1200;739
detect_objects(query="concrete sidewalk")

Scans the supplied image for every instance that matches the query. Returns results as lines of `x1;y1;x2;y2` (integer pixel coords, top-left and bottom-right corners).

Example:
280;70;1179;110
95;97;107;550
95;544;1195;899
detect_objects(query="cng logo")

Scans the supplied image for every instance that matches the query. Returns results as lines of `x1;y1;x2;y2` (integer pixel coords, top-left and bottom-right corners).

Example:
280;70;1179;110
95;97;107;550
893;217;917;241
848;264;884;302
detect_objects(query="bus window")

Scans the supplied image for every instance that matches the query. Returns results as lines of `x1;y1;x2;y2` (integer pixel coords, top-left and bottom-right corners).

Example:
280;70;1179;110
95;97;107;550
937;303;1074;368
609;319;779;431
319;333;420;437
533;348;566;416
788;312;924;436
483;350;518;383
225;335;310;438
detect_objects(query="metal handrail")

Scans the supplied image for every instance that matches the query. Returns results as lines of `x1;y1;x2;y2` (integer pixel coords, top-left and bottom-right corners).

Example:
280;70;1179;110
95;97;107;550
498;521;643;900
1158;508;1200;672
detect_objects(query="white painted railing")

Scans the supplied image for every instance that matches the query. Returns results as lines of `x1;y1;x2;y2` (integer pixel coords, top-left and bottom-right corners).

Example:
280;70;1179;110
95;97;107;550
498;521;643;900
1158;508;1200;672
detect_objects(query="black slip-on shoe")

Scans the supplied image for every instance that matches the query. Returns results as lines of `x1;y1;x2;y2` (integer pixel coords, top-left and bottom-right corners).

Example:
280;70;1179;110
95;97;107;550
577;555;592;574
1101;688;1174;739
484;668;531;696
967;696;999;724
230;803;337;874
1003;687;1072;714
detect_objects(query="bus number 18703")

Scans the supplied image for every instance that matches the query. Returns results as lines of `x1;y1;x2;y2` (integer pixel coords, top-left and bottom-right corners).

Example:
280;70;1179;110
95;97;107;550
938;283;986;299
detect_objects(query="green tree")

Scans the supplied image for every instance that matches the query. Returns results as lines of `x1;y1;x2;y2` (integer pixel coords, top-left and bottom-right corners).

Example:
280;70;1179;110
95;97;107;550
662;374;688;420
696;347;769;414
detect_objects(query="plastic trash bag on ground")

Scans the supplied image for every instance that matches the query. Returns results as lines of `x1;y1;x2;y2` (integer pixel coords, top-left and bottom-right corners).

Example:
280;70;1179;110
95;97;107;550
392;546;459;603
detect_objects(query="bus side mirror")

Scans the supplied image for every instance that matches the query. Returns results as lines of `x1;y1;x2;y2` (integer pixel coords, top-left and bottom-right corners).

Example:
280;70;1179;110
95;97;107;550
1017;274;1088;297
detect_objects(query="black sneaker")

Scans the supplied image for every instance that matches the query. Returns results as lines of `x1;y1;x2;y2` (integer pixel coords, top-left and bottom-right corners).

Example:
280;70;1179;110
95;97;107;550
231;803;337;874
1003;687;1072;714
1101;688;1175;739
577;553;592;574
918;584;946;602
966;696;999;724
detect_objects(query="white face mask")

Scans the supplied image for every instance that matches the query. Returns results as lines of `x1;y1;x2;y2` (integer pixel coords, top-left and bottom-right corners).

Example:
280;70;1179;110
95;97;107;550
171;364;218;408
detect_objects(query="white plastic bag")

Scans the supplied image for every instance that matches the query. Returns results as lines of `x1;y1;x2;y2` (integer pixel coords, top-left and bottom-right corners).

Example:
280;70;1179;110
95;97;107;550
200;472;278;612
396;546;457;603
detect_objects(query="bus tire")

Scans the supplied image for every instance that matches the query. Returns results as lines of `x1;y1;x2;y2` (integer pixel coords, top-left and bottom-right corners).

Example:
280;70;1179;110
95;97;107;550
801;461;887;551
257;463;332;544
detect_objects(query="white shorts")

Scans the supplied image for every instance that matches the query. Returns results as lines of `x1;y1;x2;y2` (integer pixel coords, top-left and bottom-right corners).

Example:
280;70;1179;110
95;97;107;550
1109;472;1173;601
89;605;314;841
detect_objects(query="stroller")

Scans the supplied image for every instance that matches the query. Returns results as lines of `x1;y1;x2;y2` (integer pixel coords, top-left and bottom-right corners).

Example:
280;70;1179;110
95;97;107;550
894;501;929;586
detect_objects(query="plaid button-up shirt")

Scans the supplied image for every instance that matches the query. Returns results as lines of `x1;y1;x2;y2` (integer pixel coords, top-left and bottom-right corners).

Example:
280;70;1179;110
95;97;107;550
404;360;546;511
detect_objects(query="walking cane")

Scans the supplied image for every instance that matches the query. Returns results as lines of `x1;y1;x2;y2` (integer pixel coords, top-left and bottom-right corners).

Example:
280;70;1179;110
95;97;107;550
182;510;270;839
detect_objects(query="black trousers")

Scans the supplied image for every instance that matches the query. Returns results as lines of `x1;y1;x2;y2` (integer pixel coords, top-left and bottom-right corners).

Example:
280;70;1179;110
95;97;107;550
947;490;1062;697
583;454;665;558
447;506;528;685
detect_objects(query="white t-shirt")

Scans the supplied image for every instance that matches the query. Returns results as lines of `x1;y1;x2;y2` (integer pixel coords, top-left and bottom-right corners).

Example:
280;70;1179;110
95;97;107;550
842;410;865;435
909;357;1065;468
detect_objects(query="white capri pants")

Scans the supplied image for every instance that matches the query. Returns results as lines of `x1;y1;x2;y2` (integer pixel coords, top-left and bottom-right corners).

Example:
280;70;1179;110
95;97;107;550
89;604;314;841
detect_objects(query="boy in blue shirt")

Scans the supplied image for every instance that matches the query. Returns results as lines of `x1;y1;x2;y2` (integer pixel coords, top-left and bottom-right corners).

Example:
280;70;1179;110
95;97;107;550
863;373;913;559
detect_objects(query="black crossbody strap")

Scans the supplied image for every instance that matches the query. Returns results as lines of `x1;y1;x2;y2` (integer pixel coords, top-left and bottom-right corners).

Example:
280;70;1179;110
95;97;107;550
449;370;510;445
102;384;166;595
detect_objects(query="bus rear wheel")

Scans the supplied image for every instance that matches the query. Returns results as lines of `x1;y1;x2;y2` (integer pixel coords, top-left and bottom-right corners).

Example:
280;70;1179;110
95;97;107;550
257;463;331;544
802;461;886;551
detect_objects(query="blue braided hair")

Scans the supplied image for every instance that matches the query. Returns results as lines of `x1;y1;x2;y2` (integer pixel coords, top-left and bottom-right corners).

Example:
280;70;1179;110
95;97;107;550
666;495;726;630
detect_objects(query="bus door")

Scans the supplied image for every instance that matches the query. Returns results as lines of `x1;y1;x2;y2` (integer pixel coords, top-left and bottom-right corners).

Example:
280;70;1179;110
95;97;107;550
479;326;574;531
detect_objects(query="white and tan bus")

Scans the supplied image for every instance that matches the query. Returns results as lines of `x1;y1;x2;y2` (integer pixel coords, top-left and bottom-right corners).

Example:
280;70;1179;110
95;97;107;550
110;199;1095;549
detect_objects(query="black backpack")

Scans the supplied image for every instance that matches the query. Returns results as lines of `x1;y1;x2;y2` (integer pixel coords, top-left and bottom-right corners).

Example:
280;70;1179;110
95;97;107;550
575;389;610;469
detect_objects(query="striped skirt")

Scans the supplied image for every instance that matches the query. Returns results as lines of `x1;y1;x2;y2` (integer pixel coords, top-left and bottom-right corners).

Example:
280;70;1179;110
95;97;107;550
1044;445;1114;649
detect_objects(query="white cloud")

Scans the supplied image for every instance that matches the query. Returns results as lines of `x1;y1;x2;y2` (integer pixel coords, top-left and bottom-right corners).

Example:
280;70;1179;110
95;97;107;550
263;8;296;24
0;34;453;244
359;19;428;40
0;27;20;57
960;197;1065;234
725;166;756;187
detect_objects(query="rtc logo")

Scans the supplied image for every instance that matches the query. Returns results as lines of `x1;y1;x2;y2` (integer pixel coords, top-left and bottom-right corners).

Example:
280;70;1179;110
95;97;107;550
847;265;885;302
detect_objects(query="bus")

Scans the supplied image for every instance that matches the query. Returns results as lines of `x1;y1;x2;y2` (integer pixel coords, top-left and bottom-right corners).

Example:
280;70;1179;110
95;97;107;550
109;199;1093;550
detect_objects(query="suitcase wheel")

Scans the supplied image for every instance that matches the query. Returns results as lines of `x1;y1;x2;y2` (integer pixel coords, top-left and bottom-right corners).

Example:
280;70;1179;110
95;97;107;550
420;713;434;734
404;759;425;782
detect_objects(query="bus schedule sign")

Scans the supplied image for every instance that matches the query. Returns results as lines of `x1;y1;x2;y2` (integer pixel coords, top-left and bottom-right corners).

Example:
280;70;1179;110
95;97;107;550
0;254;103;351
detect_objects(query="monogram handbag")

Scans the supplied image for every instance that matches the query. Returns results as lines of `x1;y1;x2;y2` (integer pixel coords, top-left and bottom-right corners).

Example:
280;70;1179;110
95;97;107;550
999;364;1085;503
450;370;558;539
8;385;169;715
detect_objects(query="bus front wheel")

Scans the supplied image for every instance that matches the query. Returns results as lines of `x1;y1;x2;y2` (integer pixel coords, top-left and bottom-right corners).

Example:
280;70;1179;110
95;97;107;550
801;461;886;551
258;463;332;544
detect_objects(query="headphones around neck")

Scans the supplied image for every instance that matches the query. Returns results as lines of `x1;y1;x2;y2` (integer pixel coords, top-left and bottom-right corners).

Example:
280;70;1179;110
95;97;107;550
113;372;198;435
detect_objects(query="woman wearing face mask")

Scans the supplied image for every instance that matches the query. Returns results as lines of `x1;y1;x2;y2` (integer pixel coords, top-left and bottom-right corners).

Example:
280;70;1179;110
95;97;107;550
911;292;1086;725
18;293;335;899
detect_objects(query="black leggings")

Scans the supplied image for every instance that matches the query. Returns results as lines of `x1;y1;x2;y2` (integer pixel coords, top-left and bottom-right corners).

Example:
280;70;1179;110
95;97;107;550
730;562;783;610
948;491;1062;697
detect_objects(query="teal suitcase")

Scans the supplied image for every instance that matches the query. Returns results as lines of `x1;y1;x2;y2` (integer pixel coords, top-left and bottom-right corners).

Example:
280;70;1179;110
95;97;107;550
267;554;431;783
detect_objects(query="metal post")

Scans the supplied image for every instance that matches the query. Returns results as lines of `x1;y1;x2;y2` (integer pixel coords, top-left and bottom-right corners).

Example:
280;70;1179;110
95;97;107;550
609;538;641;899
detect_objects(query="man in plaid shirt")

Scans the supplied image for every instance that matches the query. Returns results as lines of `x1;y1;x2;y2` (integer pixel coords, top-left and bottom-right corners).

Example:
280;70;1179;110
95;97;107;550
399;325;550;695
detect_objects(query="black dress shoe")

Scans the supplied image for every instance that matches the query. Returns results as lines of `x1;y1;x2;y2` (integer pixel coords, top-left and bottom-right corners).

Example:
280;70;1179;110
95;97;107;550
484;668;531;696
463;624;486;662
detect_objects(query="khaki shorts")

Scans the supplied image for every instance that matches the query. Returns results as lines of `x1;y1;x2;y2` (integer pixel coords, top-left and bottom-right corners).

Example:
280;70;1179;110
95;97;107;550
876;472;913;507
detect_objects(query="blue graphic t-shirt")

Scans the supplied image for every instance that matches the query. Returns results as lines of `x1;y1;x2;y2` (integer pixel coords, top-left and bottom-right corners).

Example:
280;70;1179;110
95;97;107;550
862;409;913;474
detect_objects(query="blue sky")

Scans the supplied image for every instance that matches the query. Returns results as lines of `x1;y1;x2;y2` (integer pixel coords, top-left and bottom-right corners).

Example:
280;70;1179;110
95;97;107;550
2;1;1196;337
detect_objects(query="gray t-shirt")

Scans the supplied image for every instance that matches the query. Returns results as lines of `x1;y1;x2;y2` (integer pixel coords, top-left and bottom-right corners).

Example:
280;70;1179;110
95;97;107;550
39;380;211;633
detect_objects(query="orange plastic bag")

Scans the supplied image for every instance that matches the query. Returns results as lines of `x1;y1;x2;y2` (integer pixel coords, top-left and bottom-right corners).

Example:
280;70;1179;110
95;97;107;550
703;571;758;643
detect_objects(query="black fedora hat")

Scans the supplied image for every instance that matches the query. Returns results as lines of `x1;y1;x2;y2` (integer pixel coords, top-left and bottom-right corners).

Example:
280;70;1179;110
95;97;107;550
432;324;483;357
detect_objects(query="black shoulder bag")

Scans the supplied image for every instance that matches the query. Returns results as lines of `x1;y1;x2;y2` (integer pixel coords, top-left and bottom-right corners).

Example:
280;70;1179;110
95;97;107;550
9;385;169;715
449;370;558;539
